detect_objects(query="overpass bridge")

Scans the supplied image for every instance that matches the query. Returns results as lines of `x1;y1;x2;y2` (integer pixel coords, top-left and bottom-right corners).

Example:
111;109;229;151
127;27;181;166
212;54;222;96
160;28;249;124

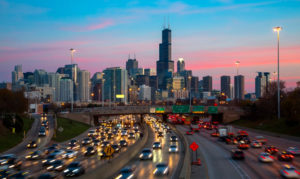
59;105;245;126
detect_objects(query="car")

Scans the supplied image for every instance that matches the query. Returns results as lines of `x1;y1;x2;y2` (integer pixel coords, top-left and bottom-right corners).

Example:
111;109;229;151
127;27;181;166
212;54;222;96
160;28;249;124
238;141;249;150
119;140;128;147
38;173;56;179
8;171;30;178
287;147;300;156
186;131;194;135
39;127;46;137
255;136;267;144
121;130;128;136
211;132;220;137
153;163;169;176
42;154;60;166
68;139;78;145
41;121;49;129
88;130;96;137
152;142;162;149
26;140;37;148
0;169;13;179
84;147;96;156
139;148;153;160
52;149;65;156
133;129;140;134
265;146;279;155
67;143;80;150
0;154;22;170
231;149;245;160
157;132;164;138
25;150;43;160
63;162;85;177
169;145;179;153
92;139;101;147
82;138;92;145
170;136;178;142
251;140;262;148
278;151;294;162
62;150;78;159
258;152;274;163
128;132;135;139
44;146;59;154
46;160;65;172
111;144;120;153
101;141;111;148
279;165;300;178
115;166;135;179
107;133;114;140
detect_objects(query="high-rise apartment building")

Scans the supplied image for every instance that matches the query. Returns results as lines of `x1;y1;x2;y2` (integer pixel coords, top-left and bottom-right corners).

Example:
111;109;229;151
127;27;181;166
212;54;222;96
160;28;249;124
203;76;212;92
48;73;63;102
234;75;245;100
60;78;73;102
221;76;231;98
255;72;270;98
78;70;90;102
34;69;48;86
126;58;138;77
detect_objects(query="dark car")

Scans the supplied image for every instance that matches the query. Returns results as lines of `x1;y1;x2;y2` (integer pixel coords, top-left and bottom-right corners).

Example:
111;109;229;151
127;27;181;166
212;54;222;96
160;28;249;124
0;154;22;170
170;136;178;142
127;132;135;139
68;139;78;145
38;173;56;179
25;150;43;160
139;148;153;160
26;140;37;148
152;142;162;149
81;138;92;146
84;147;96;156
231;150;245;160
101;141;110;148
111;144;120;153
44;146;59;154
63;162;85;177
8;171;30;179
46;160;65;172
265;146;279;155
39;127;46;137
278;151;294;162
157;132;164;138
115;166;135;179
42;154;59;166
119;140;128;147
67;143;80;150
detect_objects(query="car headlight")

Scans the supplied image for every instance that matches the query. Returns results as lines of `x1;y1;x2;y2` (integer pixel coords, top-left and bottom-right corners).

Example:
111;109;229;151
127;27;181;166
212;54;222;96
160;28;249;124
73;169;79;173
56;165;62;169
33;155;38;158
139;154;143;158
149;154;152;157
163;168;168;174
153;169;158;174
64;169;69;173
169;149;171;152
47;166;53;170
42;160;47;163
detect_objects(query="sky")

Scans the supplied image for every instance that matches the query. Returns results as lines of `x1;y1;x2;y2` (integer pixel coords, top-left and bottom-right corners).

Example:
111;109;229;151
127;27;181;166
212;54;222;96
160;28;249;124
0;0;300;92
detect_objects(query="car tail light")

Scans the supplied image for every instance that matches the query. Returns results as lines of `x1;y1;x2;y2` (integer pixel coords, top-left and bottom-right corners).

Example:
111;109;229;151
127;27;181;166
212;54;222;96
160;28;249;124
270;156;274;159
261;156;266;159
295;170;300;175
283;170;289;175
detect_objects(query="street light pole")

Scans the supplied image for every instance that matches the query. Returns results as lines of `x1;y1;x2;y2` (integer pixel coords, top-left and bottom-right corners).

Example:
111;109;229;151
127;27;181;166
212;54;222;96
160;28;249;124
188;76;192;109
69;48;75;112
273;26;282;119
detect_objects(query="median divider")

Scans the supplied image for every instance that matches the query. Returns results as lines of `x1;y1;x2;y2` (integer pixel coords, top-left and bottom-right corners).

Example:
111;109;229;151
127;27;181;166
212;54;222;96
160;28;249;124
171;125;191;179
80;122;149;179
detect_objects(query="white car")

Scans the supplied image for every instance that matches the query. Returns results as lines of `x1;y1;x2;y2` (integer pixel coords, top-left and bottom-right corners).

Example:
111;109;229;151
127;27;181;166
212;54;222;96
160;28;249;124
258;152;274;163
169;145;178;153
287;147;300;155
251;140;262;148
280;165;300;178
62;150;78;159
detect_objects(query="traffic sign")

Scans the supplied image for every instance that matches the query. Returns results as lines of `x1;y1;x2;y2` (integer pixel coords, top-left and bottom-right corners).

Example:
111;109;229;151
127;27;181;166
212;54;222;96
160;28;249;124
208;106;218;114
192;106;205;113
104;145;115;156
190;142;199;151
155;107;165;113
172;105;190;113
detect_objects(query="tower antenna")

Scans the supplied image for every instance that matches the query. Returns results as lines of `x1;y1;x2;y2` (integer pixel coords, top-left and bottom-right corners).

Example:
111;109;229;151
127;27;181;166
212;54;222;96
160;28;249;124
163;16;166;29
168;16;170;29
134;53;136;59
128;53;130;59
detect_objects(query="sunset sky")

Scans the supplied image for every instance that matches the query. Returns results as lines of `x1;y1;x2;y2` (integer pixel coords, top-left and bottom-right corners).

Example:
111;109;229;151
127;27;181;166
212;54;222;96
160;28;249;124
1;0;300;92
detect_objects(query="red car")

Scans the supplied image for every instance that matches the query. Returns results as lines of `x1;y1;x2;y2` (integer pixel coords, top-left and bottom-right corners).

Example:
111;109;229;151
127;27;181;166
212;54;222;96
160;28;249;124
186;131;194;135
238;141;249;149
265;146;279;155
211;132;219;137
278;151;294;162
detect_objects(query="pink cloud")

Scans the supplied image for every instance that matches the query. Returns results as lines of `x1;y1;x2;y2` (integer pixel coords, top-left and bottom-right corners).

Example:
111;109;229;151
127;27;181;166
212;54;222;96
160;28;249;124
60;19;114;32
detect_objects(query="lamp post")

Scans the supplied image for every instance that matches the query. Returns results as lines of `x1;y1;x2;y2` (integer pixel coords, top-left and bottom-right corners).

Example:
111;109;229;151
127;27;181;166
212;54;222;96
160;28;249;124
273;26;282;119
69;48;75;112
188;76;192;109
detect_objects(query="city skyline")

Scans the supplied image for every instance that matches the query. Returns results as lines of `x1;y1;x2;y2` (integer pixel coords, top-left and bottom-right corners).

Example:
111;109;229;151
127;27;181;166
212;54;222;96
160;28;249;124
1;0;300;91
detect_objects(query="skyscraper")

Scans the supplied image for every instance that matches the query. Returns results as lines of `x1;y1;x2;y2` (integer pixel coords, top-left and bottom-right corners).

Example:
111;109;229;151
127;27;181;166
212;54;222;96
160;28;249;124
48;72;63;102
156;27;174;90
60;78;73;102
255;72;270;98
78;70;90;102
103;67;128;104
126;58;138;77
12;65;24;85
234;75;245;100
177;58;185;73
34;69;48;86
203;76;212;92
221;76;231;98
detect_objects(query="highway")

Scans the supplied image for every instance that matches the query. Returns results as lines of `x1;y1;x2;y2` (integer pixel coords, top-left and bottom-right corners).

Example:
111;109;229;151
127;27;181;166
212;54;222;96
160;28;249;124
114;118;182;179
178;124;300;179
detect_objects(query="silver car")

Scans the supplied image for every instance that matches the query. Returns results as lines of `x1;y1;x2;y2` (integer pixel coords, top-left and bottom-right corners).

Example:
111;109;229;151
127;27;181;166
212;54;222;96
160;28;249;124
62;150;78;159
139;148;153;160
280;165;300;178
287;147;300;155
258;152;274;163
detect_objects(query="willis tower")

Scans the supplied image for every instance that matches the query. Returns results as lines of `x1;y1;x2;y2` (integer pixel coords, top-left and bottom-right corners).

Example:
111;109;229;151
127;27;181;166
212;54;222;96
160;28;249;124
156;26;174;90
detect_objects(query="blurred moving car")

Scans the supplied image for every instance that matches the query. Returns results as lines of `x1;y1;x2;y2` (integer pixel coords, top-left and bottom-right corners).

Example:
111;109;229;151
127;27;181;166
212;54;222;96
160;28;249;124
84;147;96;156
152;142;162;149
238;141;249;150
26;140;37;148
63;150;78;159
211;132;220;137
139;148;153;160
278;151;294;162
265;146;279;155
38;173;56;179
231;150;245;160
115;166;136;179
25;150;43;160
255;136;267;144
153;163;169;176
46;160;65;172
170;136;178;142
119;140;128;147
186;131;194;135
82;138;92;145
258;152;274;163
251;140;262;148
63;162;85;177
0;154;22;170
279;165;300;178
287;147;300;156
169;145;179;153
39;127;46;137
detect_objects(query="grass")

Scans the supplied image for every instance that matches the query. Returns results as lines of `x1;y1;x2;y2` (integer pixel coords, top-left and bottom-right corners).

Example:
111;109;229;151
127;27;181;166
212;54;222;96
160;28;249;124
232;118;300;137
0;117;34;153
53;118;90;142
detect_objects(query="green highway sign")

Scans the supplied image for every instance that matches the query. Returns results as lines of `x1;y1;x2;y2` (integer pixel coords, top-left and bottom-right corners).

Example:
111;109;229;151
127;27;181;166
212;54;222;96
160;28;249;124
172;105;190;113
208;106;218;114
155;107;165;113
192;106;205;113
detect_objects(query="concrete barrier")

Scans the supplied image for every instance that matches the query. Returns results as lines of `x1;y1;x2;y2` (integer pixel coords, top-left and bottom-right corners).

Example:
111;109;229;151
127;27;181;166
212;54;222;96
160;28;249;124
57;113;91;125
171;125;191;179
80;123;149;179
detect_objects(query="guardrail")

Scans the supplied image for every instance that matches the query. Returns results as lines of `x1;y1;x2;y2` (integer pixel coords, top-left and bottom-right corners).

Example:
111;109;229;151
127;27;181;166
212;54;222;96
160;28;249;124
80;122;149;179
